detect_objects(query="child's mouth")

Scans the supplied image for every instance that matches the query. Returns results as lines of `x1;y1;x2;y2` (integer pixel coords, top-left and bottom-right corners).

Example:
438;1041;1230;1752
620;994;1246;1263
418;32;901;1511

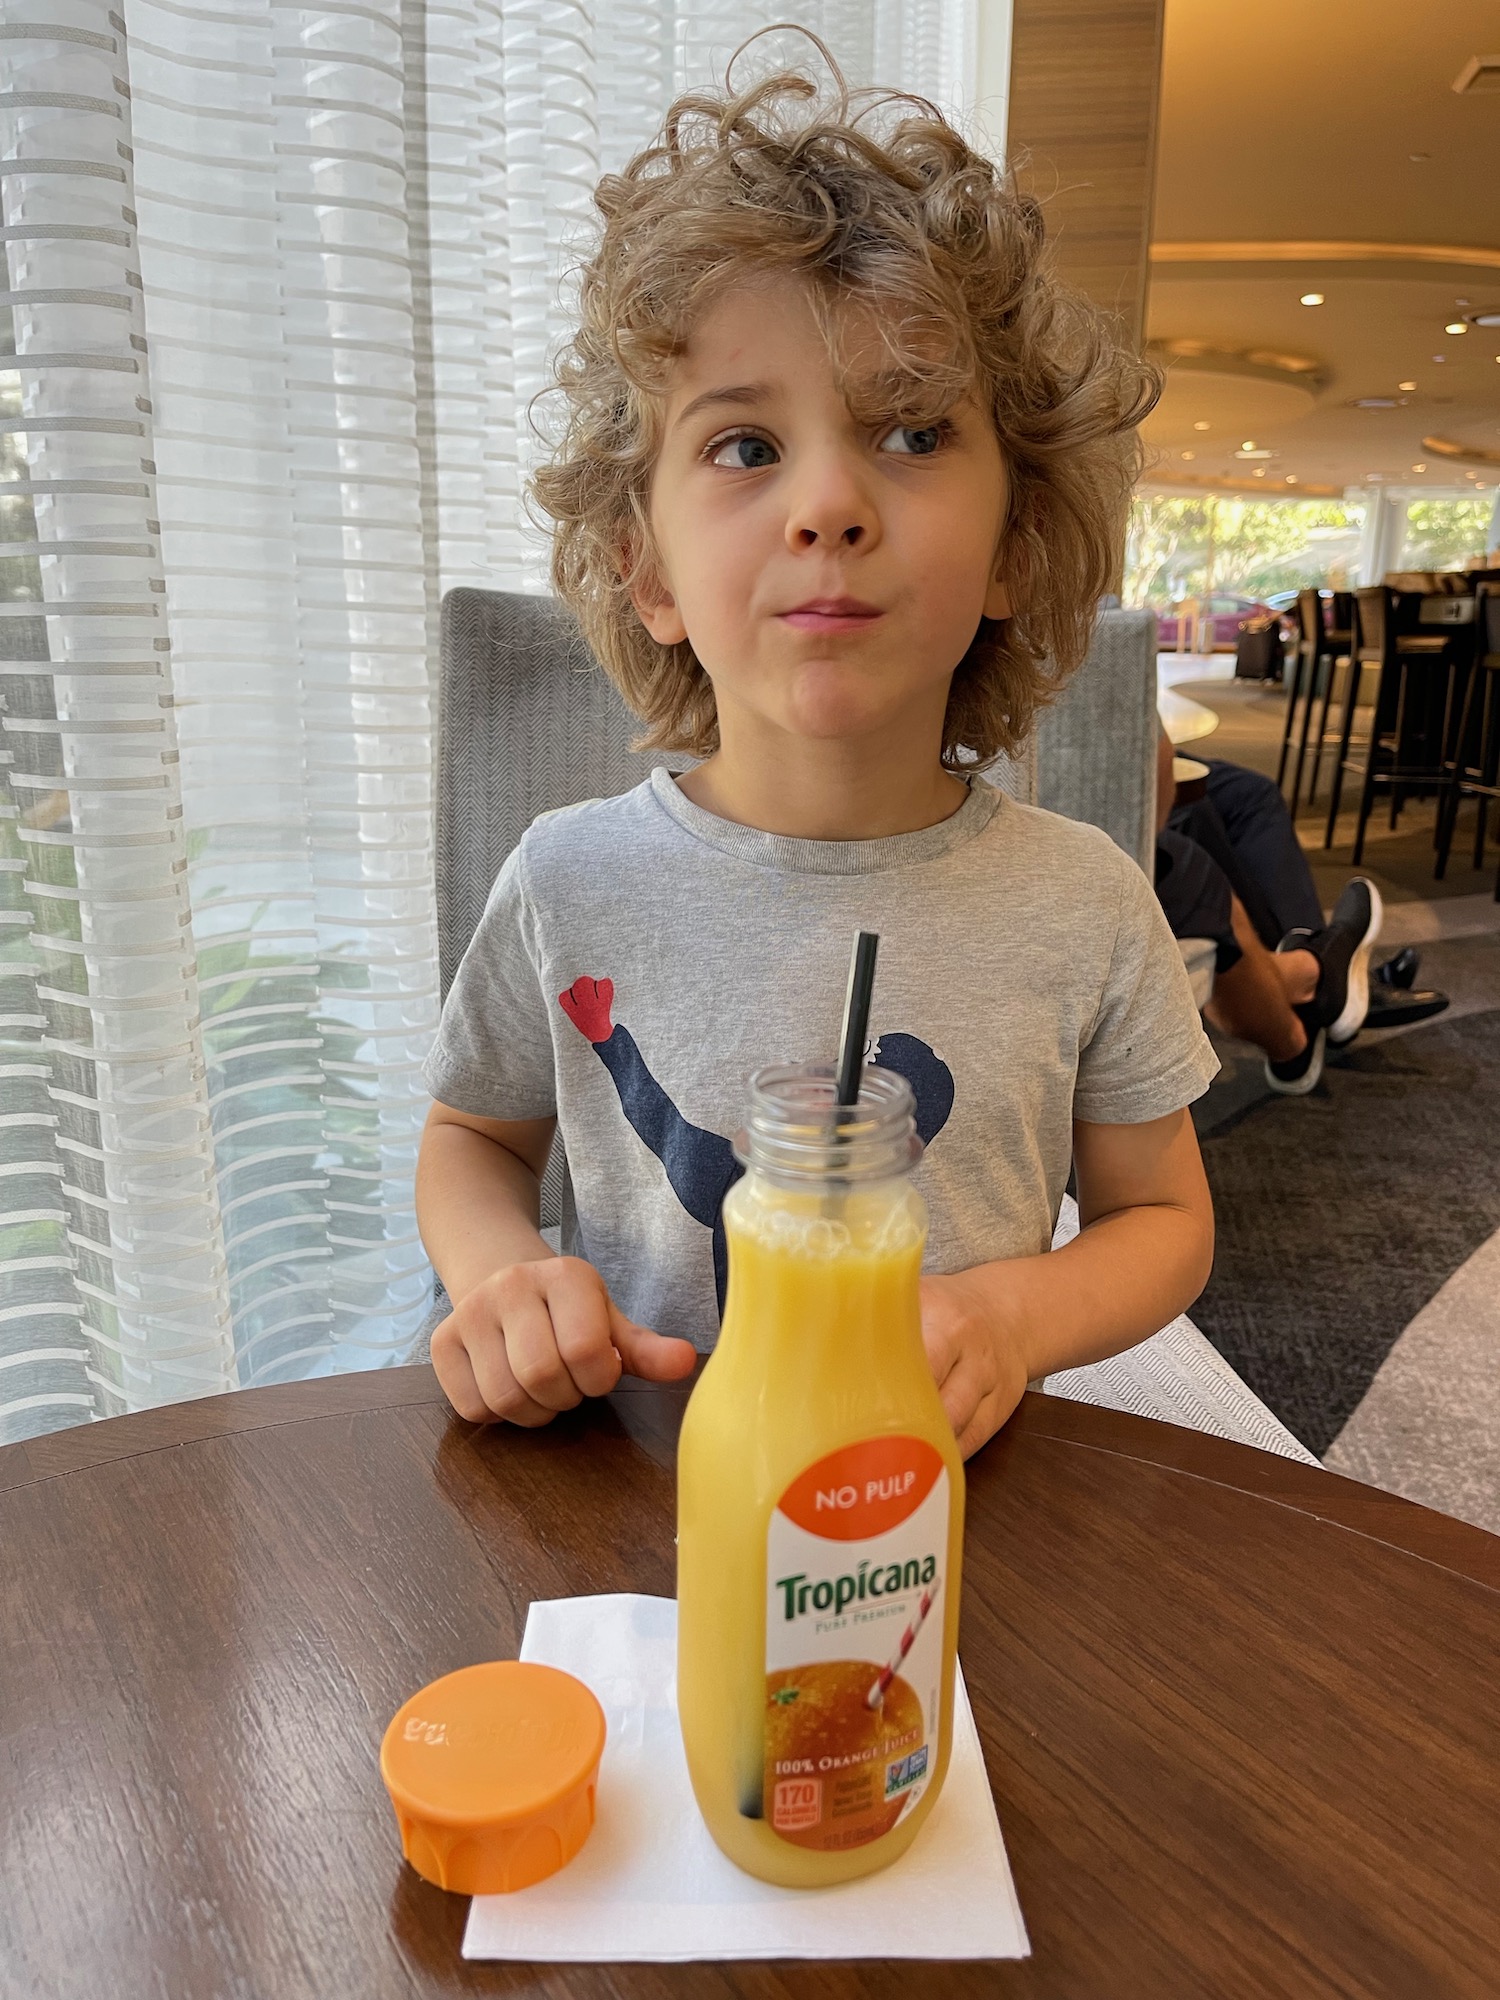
778;598;884;632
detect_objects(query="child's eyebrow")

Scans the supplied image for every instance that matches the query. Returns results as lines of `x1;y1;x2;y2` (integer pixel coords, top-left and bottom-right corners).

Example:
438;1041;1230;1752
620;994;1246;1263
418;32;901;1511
672;382;771;430
844;368;958;418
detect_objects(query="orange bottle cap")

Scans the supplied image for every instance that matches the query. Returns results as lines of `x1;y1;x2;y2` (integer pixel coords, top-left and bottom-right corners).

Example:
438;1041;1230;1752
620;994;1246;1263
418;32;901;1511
380;1660;606;1895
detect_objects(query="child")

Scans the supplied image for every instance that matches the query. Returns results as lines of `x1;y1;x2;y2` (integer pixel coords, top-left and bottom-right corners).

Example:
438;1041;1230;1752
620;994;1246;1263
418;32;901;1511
416;64;1218;1459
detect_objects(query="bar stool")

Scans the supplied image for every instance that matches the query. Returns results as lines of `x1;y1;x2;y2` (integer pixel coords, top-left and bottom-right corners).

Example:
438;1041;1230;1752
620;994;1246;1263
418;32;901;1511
1322;586;1455;861
1434;584;1500;896
1276;589;1324;807
1279;589;1352;813
1306;591;1354;805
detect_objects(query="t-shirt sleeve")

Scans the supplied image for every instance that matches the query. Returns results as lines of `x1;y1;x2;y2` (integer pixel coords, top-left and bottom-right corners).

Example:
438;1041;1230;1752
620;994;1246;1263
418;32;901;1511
1072;845;1220;1124
421;845;558;1121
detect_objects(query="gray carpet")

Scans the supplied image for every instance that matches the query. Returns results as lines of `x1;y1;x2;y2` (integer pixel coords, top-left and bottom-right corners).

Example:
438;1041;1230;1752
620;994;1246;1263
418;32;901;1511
1191;1002;1500;1458
1324;1229;1500;1534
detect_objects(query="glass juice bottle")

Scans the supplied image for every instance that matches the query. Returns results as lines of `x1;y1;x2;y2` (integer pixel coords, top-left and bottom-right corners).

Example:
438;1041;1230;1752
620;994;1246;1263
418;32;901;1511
677;1062;965;1887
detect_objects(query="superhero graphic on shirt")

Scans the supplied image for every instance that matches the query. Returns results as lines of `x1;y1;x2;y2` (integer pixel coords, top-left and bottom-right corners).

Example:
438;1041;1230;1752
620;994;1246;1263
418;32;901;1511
558;976;955;1313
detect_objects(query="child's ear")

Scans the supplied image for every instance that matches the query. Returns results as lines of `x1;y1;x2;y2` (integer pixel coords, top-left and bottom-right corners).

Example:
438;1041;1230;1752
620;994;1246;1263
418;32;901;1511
626;552;689;646
983;571;1013;621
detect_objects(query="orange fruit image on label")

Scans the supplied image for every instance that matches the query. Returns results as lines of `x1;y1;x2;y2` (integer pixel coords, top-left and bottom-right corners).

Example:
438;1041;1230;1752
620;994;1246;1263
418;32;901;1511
765;1664;925;1850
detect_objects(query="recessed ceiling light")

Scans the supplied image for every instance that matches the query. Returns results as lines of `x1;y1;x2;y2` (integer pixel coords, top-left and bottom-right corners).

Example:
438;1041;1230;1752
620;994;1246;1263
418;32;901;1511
1241;440;1255;450
1412;463;1427;472
1398;380;1418;391
1193;420;1210;431
1300;292;1325;306
1286;473;1298;483
1408;152;1429;161
1445;321;1469;334
1433;354;1447;362
1180;450;1196;460
1355;398;1396;408
1253;467;1266;476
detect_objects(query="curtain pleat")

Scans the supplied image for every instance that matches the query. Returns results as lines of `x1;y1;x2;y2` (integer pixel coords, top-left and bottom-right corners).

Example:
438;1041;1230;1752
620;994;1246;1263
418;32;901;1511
1;0;976;1441
1;3;240;1427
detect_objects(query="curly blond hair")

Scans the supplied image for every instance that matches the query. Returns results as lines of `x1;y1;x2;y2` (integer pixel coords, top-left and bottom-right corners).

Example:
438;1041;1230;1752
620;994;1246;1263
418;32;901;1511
531;59;1159;767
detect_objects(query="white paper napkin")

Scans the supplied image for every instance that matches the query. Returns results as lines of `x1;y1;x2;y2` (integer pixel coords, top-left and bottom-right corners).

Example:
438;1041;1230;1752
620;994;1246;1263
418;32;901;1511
463;1593;1029;1963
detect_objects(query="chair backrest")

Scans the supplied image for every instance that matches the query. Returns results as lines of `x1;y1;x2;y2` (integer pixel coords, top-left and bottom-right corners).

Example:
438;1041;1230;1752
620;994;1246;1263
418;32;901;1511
435;590;668;1001
436;590;1159;995
1481;582;1500;660
1032;606;1160;872
1296;587;1322;648
1353;585;1391;659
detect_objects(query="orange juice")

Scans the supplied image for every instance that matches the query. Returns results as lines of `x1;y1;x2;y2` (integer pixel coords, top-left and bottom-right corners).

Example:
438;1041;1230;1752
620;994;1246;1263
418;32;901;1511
677;1064;965;1887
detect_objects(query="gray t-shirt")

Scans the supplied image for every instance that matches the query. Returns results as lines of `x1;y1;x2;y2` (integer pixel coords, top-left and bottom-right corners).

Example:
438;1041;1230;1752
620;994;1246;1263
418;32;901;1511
423;768;1218;1348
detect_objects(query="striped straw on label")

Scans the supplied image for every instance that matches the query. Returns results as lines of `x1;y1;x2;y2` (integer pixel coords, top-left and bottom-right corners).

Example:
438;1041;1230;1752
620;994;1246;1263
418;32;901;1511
866;1580;940;1710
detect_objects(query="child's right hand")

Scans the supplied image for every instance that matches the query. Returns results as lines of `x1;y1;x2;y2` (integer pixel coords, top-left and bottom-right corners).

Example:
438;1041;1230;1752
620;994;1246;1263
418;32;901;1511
431;1256;699;1426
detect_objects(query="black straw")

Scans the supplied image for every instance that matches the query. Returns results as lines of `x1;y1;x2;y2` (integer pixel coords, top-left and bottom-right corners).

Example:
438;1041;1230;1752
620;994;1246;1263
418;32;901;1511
835;931;879;1107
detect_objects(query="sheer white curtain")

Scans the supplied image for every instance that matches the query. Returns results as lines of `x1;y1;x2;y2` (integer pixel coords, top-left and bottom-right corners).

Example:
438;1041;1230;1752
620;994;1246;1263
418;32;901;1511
0;0;977;1442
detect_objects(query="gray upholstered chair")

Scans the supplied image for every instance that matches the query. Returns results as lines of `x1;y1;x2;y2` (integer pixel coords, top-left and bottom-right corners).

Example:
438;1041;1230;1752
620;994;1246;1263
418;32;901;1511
435;591;666;1010
1034;606;1159;871
434;592;1157;1011
418;588;1313;1463
435;587;1036;1008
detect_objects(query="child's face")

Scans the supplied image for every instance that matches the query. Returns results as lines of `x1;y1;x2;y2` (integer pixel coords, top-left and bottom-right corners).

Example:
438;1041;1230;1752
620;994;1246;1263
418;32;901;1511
632;272;1012;756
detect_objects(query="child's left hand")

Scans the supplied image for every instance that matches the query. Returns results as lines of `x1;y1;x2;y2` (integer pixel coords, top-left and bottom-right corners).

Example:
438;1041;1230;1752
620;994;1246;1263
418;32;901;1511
919;1271;1031;1459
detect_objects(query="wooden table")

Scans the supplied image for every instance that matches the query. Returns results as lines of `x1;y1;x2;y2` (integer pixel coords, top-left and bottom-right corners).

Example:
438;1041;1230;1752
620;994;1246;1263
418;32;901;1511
4;1368;1499;1999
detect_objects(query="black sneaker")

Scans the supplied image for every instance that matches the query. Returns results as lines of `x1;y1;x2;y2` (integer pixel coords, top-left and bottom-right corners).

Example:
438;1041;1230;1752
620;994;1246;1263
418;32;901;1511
1375;945;1421;991
1265;1022;1326;1095
1365;984;1450;1029
1277;878;1383;1046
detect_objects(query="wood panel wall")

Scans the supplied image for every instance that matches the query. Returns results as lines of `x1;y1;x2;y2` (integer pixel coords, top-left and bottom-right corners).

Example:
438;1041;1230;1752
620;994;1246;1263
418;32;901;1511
1005;0;1167;344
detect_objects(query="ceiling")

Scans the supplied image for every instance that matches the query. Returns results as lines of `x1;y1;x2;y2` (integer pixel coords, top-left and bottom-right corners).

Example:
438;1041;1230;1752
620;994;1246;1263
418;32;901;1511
1143;0;1500;498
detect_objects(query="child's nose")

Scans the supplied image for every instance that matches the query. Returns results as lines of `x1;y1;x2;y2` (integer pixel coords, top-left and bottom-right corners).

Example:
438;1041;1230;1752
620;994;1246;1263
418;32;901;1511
783;453;879;553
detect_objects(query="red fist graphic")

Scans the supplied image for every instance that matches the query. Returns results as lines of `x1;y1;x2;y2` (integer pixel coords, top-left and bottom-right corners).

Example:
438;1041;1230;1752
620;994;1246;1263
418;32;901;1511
559;975;615;1044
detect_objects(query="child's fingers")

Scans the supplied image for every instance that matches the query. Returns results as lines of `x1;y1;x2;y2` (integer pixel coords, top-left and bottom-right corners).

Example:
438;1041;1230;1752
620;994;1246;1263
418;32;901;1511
546;1262;626;1400
936;1358;982;1446
610;1309;699;1382
429;1314;493;1424
918;1280;965;1389
939;1354;1025;1460
954;1405;995;1461
497;1278;588;1414
923;1326;962;1390
465;1325;559;1426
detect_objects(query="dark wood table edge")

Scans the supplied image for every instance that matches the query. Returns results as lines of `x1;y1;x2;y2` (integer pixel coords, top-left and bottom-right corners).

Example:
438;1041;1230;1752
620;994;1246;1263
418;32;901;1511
5;1367;1497;1592
1010;1394;1500;1593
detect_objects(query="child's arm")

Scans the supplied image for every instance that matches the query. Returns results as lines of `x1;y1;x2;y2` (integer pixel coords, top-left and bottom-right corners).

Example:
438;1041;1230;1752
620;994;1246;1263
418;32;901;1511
920;1106;1214;1458
417;1101;697;1426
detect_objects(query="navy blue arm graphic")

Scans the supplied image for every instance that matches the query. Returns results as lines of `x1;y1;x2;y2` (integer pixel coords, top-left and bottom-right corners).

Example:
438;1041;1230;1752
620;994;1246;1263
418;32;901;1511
559;977;738;1229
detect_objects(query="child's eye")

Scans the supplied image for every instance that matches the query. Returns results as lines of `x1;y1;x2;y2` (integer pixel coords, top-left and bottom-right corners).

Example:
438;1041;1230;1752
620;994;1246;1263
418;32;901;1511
879;424;945;456
709;433;779;469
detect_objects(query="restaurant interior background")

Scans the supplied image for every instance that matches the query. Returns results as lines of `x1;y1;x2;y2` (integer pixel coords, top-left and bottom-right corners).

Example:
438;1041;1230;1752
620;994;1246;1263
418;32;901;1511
2;0;1498;1533
1111;0;1500;1536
